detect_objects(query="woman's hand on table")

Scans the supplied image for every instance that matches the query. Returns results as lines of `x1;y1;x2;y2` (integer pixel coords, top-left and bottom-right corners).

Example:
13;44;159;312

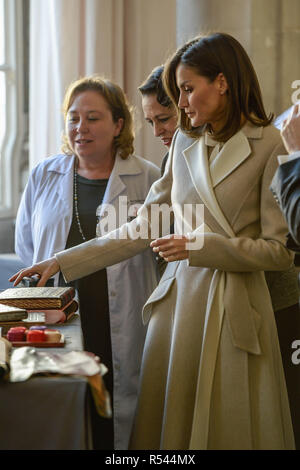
9;257;60;287
151;235;189;261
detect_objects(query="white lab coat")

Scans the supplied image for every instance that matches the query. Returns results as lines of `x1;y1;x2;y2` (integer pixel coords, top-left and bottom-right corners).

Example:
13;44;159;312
15;152;161;449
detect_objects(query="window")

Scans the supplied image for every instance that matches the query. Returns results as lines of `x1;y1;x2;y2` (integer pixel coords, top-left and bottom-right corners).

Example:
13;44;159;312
0;0;25;217
0;0;7;155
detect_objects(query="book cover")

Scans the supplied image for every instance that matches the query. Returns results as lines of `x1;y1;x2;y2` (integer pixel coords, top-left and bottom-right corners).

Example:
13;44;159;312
0;287;75;309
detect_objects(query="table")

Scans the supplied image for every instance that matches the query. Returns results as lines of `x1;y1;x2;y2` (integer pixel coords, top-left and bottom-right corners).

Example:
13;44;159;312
0;315;94;450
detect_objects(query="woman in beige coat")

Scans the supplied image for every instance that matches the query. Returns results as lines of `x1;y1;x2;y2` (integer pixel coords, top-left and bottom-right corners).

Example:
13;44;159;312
11;33;296;449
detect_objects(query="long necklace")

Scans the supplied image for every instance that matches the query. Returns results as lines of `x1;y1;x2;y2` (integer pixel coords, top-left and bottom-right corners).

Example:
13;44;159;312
73;164;86;241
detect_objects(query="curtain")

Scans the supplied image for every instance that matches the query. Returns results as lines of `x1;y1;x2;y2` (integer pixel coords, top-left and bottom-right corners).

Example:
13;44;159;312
29;0;176;170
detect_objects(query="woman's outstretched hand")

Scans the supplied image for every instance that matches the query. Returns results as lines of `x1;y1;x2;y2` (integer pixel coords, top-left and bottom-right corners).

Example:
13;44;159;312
9;257;60;287
150;234;189;261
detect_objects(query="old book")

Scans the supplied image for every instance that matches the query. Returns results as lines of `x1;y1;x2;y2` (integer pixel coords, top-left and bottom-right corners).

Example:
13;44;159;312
60;299;78;320
27;299;79;324
0;287;75;310
0;303;28;322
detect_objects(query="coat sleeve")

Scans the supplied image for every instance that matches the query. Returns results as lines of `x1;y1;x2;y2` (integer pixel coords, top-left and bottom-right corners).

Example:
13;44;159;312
188;141;295;272
15;176;35;266
270;156;300;247
56;138;177;283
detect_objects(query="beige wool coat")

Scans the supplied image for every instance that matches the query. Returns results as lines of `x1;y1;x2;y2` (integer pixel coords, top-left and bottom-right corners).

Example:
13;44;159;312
56;122;295;450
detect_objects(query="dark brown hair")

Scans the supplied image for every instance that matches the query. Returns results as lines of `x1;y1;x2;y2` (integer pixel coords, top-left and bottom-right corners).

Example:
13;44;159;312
139;65;172;108
62;75;134;159
163;33;273;142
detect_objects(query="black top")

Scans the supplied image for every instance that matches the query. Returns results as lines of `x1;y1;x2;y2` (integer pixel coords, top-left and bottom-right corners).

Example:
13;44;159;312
66;174;108;244
59;174;114;449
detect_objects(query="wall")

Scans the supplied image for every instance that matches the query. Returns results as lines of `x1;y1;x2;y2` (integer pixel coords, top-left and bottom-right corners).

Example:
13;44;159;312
124;0;177;166
176;0;300;117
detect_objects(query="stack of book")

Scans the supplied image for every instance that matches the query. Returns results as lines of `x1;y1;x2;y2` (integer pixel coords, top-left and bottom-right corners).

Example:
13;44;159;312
0;287;78;334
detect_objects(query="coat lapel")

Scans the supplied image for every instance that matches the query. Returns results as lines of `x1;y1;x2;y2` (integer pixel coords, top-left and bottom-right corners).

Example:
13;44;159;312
182;123;263;237
183;137;235;237
207;130;251;188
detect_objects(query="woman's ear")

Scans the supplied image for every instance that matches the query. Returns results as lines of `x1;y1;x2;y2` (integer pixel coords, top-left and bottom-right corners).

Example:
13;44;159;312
217;73;228;95
114;118;124;137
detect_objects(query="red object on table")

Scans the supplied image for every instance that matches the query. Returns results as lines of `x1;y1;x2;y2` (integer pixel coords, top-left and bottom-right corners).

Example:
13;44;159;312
26;329;46;342
7;327;27;342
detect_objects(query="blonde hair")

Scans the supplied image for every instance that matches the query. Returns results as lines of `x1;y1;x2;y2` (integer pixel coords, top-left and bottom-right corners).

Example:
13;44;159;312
61;75;134;159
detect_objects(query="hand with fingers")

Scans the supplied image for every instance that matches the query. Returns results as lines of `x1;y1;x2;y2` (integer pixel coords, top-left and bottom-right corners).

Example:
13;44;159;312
9;257;60;287
150;234;189;262
281;103;300;154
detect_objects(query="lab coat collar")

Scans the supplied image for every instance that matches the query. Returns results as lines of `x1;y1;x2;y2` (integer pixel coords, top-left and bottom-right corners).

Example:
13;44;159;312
46;151;142;177
46;154;75;174
46;151;143;206
102;152;143;205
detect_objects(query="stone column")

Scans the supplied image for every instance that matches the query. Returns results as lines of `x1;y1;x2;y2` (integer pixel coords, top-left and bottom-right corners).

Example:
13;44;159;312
176;0;300;117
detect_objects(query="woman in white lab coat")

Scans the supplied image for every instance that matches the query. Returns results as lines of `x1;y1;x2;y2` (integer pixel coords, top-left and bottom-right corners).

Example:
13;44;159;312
15;76;160;450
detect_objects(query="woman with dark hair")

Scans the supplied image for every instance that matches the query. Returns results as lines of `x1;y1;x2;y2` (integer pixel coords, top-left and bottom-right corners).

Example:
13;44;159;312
14;75;160;450
139;60;300;447
139;65;177;175
139;66;176;276
11;34;297;449
162;34;300;448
